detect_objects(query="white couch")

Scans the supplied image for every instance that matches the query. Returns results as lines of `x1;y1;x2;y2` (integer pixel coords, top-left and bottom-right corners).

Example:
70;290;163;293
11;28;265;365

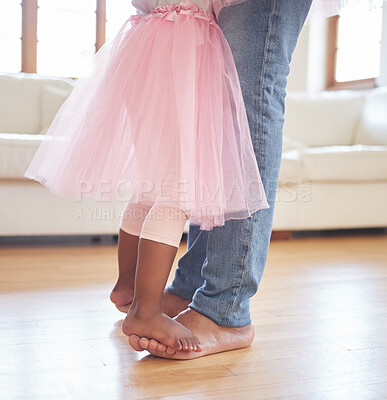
1;72;386;236
275;88;387;230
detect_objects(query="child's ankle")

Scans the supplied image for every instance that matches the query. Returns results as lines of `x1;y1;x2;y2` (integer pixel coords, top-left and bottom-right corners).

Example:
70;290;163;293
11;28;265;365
130;299;162;318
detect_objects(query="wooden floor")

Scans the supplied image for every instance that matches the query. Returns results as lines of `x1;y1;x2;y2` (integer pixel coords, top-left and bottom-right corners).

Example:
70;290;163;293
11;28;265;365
1;232;387;399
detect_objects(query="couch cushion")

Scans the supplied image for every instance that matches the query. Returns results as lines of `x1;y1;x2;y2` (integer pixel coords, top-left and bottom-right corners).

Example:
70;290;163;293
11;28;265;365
299;145;387;182
0;73;42;134
283;90;366;147
353;86;387;146
0;133;43;178
282;135;306;152
0;72;74;135
40;84;73;134
278;149;305;184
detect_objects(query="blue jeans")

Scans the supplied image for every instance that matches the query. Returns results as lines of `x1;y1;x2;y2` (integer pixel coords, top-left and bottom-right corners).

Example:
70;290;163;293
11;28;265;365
168;0;313;326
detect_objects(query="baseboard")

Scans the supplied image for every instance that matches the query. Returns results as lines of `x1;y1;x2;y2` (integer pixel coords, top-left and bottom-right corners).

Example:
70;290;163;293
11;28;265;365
270;230;293;240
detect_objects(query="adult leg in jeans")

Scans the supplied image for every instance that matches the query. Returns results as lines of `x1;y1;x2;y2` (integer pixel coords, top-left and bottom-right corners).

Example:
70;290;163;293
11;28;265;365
161;224;209;318
131;0;313;357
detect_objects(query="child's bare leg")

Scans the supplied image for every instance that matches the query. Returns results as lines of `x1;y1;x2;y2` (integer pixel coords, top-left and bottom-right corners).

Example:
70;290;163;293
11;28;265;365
110;202;150;312
122;204;201;352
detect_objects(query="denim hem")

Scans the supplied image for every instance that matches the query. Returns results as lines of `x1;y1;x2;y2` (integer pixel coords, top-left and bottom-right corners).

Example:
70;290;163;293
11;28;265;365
166;284;194;302
188;300;252;327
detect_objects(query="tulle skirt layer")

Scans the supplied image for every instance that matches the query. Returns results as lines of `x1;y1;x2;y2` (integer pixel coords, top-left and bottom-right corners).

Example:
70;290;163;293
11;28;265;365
24;1;270;230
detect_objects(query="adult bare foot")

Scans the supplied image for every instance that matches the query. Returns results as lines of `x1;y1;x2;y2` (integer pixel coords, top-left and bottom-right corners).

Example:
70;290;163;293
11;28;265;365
122;302;202;352
161;289;191;318
130;308;254;359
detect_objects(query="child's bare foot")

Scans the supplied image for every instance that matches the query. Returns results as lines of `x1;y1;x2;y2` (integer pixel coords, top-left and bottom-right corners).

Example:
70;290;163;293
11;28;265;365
110;229;138;313
113;288;191;316
122;302;201;352
110;280;134;313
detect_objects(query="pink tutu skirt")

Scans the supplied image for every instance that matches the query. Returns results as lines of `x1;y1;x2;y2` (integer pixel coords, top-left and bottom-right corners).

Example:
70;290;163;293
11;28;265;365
24;0;270;230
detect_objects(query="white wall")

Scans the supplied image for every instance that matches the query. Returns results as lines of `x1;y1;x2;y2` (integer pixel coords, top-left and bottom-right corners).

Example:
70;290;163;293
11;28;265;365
377;4;387;86
286;24;310;92
287;19;329;92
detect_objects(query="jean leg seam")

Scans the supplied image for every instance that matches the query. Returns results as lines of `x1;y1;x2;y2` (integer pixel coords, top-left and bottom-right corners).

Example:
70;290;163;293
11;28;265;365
227;219;254;317
226;1;277;318
258;0;277;164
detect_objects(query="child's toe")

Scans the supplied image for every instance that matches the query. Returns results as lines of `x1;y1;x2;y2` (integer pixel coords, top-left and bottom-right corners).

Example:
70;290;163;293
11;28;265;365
166;337;182;350
191;338;198;351
187;338;194;351
180;337;188;350
193;336;200;348
195;341;202;352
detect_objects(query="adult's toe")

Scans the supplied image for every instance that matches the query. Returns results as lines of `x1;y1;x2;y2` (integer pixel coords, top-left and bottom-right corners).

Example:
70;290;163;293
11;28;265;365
138;336;150;350
156;342;167;352
165;346;176;355
128;334;143;352
148;339;159;351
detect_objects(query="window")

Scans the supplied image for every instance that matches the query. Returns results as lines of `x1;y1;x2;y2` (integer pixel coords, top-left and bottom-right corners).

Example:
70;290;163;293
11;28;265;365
37;0;96;78
0;0;137;78
0;1;22;73
326;0;384;90
106;0;135;41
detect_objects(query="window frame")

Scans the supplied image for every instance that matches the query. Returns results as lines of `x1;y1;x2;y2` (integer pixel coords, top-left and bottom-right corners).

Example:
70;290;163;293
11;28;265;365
326;14;378;91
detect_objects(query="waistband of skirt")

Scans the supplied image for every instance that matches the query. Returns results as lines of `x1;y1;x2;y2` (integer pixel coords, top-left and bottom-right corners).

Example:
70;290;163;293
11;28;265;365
129;0;217;26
